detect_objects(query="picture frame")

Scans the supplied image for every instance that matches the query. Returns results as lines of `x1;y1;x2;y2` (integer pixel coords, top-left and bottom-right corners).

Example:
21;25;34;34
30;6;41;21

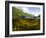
5;1;45;37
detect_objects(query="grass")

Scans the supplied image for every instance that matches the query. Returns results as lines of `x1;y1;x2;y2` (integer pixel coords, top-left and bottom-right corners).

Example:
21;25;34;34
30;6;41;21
12;18;40;31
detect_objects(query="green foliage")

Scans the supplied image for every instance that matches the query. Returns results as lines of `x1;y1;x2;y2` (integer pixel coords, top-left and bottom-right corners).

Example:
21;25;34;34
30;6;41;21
12;7;40;31
12;7;24;18
12;7;32;19
12;19;40;31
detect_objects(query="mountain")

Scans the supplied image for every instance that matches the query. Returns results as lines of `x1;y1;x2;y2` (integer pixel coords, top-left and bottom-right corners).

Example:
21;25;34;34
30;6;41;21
12;7;33;19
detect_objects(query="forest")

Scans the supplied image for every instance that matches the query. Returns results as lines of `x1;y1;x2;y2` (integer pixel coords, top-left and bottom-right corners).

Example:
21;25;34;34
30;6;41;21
12;7;40;31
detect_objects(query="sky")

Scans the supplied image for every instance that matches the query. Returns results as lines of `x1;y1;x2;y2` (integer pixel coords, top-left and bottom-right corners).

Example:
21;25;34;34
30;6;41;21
15;6;40;16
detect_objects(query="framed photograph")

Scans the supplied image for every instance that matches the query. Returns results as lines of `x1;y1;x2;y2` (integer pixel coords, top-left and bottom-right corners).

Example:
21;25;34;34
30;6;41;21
5;1;45;37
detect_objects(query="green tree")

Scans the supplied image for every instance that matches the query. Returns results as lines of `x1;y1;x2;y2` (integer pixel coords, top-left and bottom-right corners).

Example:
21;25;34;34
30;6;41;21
12;7;33;19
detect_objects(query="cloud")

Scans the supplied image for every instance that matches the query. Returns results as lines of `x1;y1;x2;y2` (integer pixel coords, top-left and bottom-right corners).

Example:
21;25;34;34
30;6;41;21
15;6;40;16
22;7;29;13
22;7;40;16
